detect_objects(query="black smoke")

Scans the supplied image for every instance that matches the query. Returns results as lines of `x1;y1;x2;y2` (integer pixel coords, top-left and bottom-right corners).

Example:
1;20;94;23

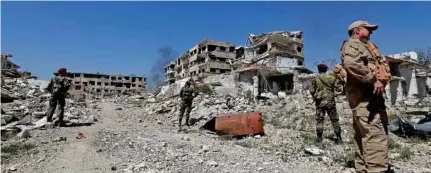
146;46;175;89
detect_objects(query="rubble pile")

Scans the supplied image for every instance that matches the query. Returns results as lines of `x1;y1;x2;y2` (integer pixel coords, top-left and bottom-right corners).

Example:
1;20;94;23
1;78;97;140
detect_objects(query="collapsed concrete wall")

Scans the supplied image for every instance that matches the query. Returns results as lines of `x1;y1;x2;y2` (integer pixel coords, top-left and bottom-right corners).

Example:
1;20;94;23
385;52;429;106
157;77;194;98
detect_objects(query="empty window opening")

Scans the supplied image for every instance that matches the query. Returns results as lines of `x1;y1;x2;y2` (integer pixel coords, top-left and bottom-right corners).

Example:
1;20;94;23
105;83;109;86
210;68;216;73
75;85;82;90
83;82;88;86
96;89;101;93
298;60;303;66
111;77;116;80
124;83;131;88
124;77;130;80
217;58;226;62
138;85;142;87
89;81;95;85
208;45;217;51
389;63;401;77
297;46;302;53
256;45;268;55
219;47;226;52
266;74;294;92
97;82;102;86
132;77;136;82
229;46;235;52
75;81;80;84
220;69;226;73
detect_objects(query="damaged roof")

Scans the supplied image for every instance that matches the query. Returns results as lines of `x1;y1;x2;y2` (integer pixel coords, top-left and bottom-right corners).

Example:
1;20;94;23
247;30;303;47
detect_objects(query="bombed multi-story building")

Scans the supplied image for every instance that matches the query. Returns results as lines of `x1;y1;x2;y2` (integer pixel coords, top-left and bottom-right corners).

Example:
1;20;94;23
1;53;35;79
233;31;313;95
164;40;237;84
61;72;146;96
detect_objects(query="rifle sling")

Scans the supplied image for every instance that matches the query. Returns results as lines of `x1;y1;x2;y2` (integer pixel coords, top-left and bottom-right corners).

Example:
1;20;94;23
317;76;333;90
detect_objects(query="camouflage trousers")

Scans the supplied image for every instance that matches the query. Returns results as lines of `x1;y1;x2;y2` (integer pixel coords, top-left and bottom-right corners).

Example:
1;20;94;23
46;95;66;122
179;100;193;125
315;103;341;136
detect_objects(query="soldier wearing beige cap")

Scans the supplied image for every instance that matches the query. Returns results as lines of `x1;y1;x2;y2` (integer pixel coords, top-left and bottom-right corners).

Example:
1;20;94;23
340;21;393;173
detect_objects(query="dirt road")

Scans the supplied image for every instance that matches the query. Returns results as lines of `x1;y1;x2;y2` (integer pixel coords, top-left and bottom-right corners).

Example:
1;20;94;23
4;101;349;173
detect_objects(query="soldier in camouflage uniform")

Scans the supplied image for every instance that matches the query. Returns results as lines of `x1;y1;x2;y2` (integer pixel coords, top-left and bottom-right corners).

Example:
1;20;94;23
310;64;343;144
45;68;71;126
178;81;197;132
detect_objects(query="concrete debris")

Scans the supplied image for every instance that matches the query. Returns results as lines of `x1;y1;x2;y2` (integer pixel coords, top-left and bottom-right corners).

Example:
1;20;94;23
2;69;431;172
16;129;30;138
1;75;103;141
304;148;325;156
8;166;17;172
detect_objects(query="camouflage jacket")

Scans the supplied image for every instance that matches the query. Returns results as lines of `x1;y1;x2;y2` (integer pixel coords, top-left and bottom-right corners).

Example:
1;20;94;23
180;85;196;101
46;76;71;96
310;73;337;106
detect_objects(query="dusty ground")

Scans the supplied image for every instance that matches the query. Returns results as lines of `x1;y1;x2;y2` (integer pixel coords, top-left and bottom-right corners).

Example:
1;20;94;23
2;100;431;173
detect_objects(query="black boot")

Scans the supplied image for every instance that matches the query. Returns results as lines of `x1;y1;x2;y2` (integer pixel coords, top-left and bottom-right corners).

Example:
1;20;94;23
316;133;323;143
58;121;66;127
335;134;343;144
178;118;182;132
185;116;190;126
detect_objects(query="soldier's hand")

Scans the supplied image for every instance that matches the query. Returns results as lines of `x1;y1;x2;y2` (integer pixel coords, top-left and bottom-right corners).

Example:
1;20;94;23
373;80;385;96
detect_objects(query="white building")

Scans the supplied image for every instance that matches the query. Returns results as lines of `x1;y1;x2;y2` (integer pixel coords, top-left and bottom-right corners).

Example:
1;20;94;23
385;51;429;106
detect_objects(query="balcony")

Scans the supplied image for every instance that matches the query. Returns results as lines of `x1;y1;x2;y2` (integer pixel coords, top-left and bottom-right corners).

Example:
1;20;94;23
166;69;175;74
208;51;236;59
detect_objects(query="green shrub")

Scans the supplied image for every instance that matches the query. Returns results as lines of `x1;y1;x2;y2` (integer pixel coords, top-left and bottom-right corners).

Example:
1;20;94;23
197;84;214;95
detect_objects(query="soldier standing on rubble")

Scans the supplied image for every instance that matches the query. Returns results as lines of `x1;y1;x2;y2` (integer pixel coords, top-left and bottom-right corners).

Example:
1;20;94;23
45;68;71;126
310;63;343;144
341;21;392;173
178;81;197;132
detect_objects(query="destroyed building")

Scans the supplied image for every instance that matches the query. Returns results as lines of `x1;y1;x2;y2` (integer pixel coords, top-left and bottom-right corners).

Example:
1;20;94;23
385;51;429;106
164;40;237;84
1;53;37;80
60;72;147;96
232;31;314;97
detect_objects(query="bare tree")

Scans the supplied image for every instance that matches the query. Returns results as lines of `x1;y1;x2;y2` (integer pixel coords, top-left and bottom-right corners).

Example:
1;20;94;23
416;47;431;67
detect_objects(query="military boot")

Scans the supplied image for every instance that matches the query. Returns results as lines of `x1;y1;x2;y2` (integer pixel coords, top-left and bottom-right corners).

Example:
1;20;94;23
58;121;67;127
178;119;182;132
185;116;190;127
316;133;323;143
335;134;343;144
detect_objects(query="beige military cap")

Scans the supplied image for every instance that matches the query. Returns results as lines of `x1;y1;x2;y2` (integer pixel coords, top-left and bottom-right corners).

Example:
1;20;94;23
348;21;378;31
